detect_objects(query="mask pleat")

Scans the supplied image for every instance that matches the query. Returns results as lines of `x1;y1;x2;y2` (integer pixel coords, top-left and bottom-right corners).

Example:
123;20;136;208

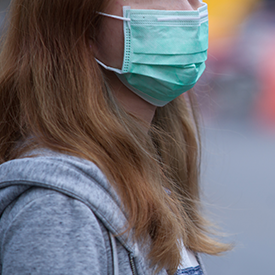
131;22;208;55
131;51;207;66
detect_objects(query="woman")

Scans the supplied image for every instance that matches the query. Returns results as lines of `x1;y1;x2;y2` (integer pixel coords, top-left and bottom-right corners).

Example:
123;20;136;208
0;0;229;274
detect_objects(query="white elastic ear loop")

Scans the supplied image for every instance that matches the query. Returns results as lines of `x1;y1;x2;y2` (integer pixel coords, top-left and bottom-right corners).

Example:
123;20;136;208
95;58;123;74
95;10;131;74
97;12;131;21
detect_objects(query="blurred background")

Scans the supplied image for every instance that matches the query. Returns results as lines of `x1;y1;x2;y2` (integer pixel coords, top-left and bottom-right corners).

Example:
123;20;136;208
196;0;275;274
1;0;275;274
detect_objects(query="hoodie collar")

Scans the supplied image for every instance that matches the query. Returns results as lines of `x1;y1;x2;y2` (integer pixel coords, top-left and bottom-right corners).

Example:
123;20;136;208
0;152;137;254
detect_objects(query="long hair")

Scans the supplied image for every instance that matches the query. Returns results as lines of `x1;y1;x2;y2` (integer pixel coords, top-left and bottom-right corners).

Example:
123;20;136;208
0;0;230;273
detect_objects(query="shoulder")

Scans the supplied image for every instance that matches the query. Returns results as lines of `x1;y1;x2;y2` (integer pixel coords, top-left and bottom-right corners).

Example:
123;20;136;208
0;154;127;241
1;186;102;229
0;187;111;275
0;153;119;206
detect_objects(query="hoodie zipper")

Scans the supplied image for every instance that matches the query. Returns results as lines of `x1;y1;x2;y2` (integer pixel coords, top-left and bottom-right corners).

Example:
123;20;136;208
129;253;138;275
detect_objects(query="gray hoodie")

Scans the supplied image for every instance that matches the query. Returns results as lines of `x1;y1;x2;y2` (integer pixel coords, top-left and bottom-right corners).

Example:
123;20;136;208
0;150;207;275
0;150;169;275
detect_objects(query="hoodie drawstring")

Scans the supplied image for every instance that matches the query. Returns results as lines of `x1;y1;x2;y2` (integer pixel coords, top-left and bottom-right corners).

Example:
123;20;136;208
109;232;119;275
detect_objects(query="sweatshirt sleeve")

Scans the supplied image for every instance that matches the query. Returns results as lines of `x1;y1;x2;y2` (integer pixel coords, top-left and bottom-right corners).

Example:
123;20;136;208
0;188;109;275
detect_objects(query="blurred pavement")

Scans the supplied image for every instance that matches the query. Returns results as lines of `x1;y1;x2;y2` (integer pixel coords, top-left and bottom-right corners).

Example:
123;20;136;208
201;122;275;275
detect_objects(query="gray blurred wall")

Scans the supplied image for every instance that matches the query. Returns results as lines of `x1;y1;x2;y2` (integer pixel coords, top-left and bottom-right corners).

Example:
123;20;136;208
0;0;10;10
0;0;10;32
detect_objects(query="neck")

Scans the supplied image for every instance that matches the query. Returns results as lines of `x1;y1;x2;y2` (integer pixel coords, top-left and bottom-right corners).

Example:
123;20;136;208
104;70;157;128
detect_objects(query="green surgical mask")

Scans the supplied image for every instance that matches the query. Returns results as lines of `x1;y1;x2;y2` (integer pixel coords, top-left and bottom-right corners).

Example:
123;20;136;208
97;2;209;107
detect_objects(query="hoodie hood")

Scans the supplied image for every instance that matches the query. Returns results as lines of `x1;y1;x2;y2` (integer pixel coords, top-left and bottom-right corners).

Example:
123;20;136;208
0;150;137;254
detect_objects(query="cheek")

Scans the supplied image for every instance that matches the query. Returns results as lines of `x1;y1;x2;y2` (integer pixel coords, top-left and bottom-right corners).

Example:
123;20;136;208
158;0;202;11
188;0;203;10
95;18;125;69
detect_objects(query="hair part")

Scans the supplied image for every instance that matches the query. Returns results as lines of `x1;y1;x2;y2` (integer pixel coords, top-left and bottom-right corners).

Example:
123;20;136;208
0;0;231;274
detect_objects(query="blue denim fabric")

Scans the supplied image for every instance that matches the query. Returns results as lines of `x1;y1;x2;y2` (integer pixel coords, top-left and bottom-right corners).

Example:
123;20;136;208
175;265;204;275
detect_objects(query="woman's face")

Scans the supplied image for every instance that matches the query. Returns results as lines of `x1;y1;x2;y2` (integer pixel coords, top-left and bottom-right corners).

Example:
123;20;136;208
95;0;203;70
94;0;203;125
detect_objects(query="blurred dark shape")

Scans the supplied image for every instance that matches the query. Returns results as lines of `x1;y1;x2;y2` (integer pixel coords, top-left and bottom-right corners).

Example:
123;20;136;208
0;0;10;33
252;0;275;129
0;13;5;32
255;39;275;127
264;0;275;10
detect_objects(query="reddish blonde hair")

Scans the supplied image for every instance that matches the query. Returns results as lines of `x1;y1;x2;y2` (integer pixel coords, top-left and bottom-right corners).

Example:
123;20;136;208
0;0;230;273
